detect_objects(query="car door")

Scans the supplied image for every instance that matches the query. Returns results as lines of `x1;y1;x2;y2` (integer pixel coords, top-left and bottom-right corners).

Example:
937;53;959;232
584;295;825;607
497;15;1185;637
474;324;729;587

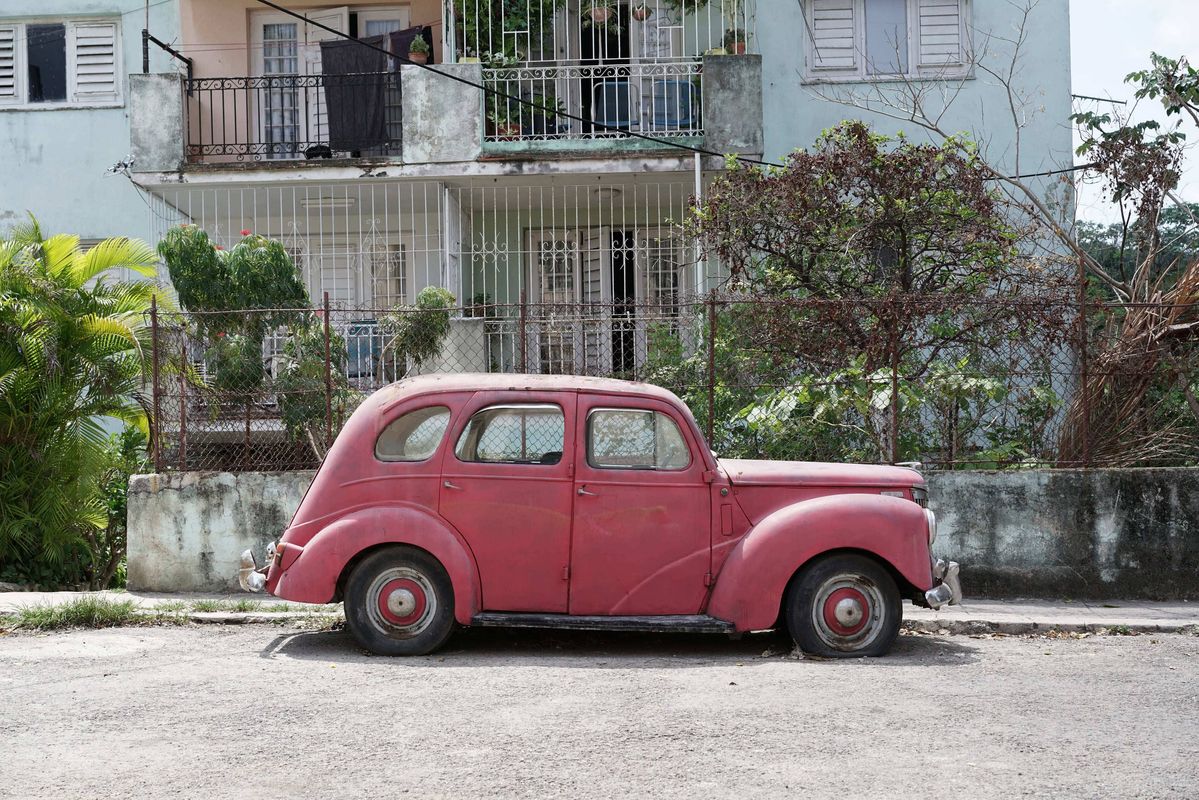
438;391;576;613
569;394;711;616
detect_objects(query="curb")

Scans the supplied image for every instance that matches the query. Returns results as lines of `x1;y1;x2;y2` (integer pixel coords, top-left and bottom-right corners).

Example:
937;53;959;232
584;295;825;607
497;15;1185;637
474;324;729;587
903;619;1199;636
186;611;342;625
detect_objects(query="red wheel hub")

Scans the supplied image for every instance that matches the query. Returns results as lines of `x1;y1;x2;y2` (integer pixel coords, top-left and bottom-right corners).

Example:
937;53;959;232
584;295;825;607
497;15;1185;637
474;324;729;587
822;587;870;636
376;577;427;626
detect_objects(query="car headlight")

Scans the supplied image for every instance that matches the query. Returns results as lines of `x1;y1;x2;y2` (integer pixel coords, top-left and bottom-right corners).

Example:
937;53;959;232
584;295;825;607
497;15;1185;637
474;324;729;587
924;508;937;545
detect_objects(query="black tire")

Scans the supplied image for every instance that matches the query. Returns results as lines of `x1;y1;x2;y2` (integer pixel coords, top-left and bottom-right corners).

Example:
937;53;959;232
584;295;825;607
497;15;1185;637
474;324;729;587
785;553;901;658
344;546;456;656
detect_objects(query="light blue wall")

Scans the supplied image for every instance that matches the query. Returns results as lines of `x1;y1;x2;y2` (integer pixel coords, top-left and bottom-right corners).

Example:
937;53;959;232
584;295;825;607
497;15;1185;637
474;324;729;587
758;0;1073;181
0;0;179;242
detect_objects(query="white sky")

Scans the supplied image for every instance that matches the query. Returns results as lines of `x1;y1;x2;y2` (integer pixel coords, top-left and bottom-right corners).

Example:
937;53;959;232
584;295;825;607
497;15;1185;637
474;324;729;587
1070;0;1199;223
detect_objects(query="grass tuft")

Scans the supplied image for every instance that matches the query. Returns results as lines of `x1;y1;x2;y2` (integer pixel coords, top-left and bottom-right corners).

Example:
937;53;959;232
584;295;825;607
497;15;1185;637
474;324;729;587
12;596;141;631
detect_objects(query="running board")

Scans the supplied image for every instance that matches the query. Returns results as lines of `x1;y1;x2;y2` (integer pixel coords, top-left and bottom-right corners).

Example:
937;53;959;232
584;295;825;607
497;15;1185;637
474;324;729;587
470;612;736;634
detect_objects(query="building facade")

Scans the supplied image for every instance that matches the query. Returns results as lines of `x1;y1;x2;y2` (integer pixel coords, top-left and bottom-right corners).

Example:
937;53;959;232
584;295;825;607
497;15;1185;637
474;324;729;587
4;0;1073;379
0;0;179;242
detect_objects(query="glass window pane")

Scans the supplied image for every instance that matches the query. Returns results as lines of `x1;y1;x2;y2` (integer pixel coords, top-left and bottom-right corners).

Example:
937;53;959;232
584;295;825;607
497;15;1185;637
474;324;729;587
588;410;691;470
865;0;908;75
376;406;450;461
455;405;564;465
364;19;404;37
27;24;66;103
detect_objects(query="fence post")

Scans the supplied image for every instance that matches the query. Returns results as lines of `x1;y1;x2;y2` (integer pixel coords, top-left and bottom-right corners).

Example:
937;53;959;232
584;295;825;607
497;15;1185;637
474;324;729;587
706;291;717;446
889;324;900;464
323;292;333;450
1078;255;1091;468
518;289;528;374
178;337;187;471
150;294;162;473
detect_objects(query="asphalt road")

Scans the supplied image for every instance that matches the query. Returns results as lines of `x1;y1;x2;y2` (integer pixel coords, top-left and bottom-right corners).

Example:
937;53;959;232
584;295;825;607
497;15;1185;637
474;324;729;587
1;624;1196;799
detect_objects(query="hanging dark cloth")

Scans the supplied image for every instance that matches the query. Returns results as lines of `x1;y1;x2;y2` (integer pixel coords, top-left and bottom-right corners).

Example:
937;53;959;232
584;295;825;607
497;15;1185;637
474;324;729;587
320;34;388;151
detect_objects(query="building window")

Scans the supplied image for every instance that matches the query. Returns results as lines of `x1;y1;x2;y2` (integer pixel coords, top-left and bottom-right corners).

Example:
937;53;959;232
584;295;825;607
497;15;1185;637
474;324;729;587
805;0;969;82
0;19;121;108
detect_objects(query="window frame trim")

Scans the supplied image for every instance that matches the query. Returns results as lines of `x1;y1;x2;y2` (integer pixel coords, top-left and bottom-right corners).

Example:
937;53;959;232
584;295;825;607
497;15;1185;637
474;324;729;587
585;406;693;472
0;16;123;111
802;0;973;85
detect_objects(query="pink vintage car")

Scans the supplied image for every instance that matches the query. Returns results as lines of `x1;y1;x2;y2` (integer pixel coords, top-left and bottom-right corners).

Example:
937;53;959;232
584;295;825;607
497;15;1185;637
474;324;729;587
242;374;961;658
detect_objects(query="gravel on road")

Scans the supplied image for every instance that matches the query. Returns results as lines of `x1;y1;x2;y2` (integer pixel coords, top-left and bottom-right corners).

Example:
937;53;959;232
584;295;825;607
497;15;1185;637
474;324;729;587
1;624;1196;799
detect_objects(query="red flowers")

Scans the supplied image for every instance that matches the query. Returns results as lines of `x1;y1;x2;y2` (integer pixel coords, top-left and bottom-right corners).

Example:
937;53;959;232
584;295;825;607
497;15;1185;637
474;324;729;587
240;229;252;236
215;245;224;251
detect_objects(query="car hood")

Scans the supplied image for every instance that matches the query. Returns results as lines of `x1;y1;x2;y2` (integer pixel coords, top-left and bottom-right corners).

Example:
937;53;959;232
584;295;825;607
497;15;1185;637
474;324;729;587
718;458;923;489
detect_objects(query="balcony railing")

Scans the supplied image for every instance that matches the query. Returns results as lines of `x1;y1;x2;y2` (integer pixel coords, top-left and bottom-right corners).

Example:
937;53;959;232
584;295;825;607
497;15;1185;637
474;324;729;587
483;59;703;142
184;73;402;164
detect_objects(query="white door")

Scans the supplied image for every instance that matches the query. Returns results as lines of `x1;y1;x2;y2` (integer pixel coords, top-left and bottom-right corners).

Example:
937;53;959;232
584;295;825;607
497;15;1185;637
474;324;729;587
634;227;689;367
252;8;349;158
527;230;579;374
252;17;302;158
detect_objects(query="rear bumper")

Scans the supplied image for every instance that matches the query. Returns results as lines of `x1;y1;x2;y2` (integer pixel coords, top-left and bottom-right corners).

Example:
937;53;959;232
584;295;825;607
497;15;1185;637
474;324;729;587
924;559;962;609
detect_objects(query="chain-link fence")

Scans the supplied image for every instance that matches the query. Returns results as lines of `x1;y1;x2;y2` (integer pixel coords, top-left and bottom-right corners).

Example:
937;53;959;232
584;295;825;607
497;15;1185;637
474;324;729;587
146;293;1199;472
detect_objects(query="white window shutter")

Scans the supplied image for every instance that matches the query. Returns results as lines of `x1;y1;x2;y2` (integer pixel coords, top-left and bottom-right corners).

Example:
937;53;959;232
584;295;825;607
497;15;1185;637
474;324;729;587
0;26;17;103
809;0;857;71
917;0;963;66
72;22;119;102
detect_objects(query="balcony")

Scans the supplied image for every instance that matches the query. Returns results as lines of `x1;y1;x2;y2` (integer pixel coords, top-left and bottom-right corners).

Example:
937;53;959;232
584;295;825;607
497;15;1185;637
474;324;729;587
184;72;403;164
129;1;760;172
458;0;756;148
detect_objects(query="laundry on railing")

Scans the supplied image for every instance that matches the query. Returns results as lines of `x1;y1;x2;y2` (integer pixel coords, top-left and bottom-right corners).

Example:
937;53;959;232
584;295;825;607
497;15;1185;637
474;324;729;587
320;33;390;151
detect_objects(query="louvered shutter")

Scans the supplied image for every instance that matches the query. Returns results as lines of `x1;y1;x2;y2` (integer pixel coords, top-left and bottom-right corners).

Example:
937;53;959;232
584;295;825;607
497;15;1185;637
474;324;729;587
0;26;16;103
809;0;857;71
917;0;963;66
72;22;119;102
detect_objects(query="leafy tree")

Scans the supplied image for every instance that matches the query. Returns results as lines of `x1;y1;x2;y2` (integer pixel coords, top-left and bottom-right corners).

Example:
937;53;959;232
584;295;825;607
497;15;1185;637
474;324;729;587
0;216;158;587
688;122;1071;462
157;226;324;462
275;317;351;460
382;286;457;372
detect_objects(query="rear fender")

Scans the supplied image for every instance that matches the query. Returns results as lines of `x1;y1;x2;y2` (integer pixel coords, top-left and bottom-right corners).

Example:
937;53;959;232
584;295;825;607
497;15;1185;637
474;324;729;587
270;505;482;625
708;493;932;631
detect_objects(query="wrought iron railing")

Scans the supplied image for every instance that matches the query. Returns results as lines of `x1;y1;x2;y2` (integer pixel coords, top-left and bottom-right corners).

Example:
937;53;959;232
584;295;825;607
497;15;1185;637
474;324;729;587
482;59;703;142
184;72;403;163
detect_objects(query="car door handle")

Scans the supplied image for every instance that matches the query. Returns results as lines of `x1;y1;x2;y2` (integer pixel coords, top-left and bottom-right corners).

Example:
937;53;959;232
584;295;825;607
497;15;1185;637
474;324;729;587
577;486;597;496
443;480;462;490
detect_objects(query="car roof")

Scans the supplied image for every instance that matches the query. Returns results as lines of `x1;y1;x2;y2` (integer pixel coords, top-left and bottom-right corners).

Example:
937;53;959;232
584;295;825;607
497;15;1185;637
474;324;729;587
372;372;683;407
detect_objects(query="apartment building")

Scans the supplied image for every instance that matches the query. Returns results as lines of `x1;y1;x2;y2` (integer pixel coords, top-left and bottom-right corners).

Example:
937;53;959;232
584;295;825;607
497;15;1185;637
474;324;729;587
3;0;1072;378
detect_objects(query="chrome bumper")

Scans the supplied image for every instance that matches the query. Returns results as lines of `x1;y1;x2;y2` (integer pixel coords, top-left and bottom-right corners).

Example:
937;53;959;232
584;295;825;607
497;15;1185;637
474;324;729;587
237;541;276;593
924;559;962;609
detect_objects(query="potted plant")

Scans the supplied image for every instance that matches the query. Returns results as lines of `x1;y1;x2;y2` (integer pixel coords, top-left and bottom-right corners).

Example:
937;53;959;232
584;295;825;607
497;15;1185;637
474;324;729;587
723;27;749;54
407;35;430;65
583;0;620;30
631;3;652;22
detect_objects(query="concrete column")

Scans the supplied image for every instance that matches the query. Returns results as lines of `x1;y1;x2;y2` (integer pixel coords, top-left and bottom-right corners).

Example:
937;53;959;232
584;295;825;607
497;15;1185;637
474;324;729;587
702;55;763;158
401;63;484;164
129;73;186;173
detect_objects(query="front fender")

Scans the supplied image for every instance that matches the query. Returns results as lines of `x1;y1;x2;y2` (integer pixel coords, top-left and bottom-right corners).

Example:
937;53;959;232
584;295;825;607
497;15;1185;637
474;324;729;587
708;493;932;631
270;504;482;625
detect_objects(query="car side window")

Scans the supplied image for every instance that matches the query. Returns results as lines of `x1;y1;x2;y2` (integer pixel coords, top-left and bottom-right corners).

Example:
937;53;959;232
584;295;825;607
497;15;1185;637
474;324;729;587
587;409;691;470
375;406;451;462
455;404;565;465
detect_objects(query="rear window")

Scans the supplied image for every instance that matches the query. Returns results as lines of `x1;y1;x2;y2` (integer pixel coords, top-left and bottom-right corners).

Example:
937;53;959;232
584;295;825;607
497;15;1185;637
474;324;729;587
375;406;451;462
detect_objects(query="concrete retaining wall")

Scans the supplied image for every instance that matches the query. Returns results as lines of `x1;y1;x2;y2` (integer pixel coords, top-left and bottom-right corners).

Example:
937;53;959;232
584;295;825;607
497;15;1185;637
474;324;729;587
128;468;1199;599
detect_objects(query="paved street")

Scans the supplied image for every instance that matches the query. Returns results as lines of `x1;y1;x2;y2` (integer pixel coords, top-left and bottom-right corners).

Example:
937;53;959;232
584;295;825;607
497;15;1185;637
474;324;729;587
1;623;1197;799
